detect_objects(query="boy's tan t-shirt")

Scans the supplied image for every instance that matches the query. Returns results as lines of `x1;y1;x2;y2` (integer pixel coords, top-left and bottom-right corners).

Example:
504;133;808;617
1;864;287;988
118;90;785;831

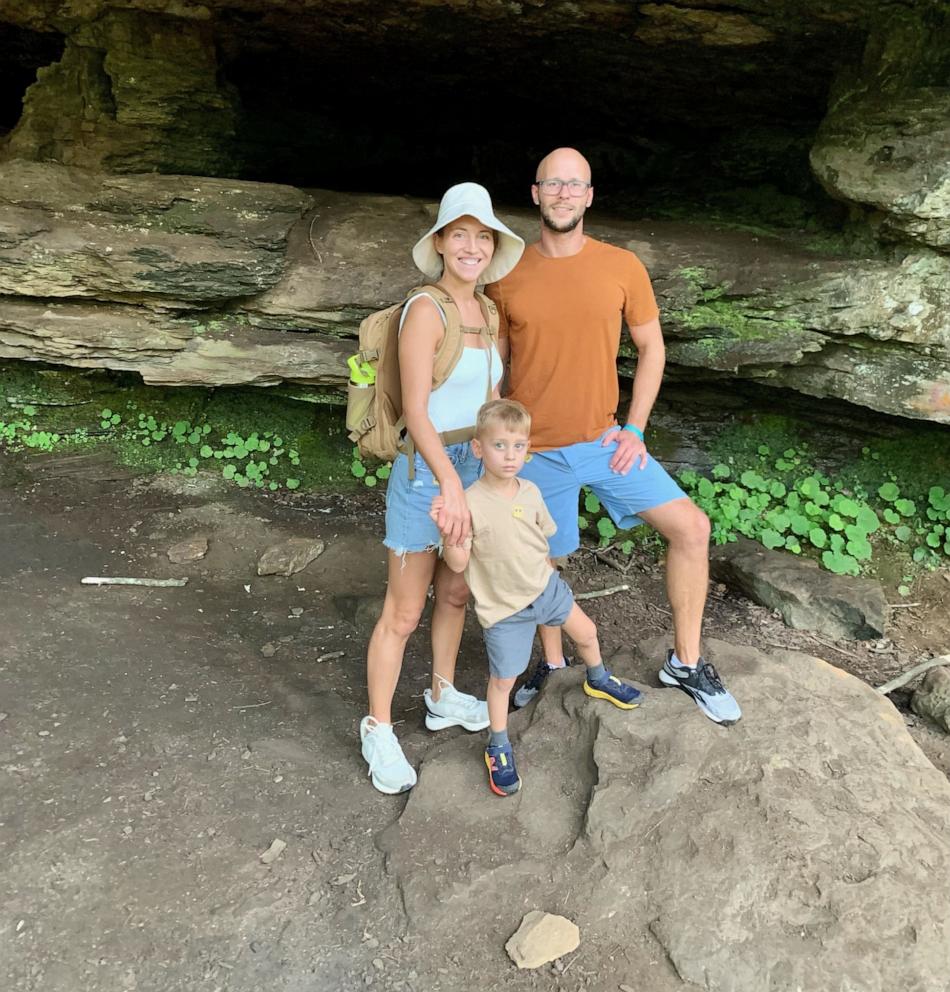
485;237;659;450
464;476;557;628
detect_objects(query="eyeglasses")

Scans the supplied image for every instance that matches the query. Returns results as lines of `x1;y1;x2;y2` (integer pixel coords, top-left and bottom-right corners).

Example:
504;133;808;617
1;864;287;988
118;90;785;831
534;178;591;196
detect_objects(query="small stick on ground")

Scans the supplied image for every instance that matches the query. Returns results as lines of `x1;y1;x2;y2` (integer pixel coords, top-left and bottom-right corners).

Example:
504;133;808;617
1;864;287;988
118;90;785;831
575;584;629;601
803;632;859;660
876;655;950;695
81;576;188;587
587;547;626;573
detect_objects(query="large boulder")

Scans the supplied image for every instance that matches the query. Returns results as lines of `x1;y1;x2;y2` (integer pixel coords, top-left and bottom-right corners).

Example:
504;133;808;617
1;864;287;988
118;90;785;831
380;637;950;991
811;89;950;252
710;538;887;640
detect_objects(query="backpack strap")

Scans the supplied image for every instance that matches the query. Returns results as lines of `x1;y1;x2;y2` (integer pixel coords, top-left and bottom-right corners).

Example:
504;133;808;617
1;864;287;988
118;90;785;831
399;285;497;481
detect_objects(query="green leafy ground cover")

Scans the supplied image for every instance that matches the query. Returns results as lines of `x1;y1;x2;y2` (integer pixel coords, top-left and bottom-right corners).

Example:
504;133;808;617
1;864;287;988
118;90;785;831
578;419;950;589
3;365;947;586
0;365;355;493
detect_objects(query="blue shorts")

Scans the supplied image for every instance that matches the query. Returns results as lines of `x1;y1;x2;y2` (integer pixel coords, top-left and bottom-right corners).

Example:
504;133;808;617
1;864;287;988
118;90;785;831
482;571;575;679
383;442;482;555
519;430;687;558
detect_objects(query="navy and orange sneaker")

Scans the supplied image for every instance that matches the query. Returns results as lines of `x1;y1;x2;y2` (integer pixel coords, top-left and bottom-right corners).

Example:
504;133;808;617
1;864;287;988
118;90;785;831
485;742;521;797
583;672;642;710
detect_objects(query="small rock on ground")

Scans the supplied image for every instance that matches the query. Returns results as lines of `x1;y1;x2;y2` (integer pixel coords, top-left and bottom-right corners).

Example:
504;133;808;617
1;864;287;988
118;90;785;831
505;911;580;969
257;538;325;576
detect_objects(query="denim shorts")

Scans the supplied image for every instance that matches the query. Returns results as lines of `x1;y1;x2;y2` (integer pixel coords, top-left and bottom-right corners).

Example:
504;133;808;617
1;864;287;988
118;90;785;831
383;442;482;555
518;430;687;558
482;571;575;679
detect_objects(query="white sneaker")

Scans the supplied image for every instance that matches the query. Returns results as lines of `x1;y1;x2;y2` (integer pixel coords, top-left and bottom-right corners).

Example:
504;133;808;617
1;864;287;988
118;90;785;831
360;716;417;794
424;679;490;732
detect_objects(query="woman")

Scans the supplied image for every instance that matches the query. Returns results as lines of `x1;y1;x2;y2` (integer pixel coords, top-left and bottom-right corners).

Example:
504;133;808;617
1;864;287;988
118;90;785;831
360;183;525;794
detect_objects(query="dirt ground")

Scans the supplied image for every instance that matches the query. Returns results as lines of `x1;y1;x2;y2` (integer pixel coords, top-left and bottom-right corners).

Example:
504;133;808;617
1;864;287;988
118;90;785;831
2;448;949;992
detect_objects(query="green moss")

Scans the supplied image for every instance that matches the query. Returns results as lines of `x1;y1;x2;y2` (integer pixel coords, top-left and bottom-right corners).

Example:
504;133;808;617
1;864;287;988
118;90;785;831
672;299;805;339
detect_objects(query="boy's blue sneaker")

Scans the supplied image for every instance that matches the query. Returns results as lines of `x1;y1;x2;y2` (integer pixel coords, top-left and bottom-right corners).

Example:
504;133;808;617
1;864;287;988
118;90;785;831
513;657;572;708
485;742;521;797
583;672;642;710
658;651;741;726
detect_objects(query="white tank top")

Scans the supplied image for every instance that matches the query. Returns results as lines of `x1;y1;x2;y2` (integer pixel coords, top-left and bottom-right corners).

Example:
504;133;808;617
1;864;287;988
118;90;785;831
399;293;502;433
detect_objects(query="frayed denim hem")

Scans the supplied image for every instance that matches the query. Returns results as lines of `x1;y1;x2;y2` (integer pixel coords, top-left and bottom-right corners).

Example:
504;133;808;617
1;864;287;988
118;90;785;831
382;541;442;569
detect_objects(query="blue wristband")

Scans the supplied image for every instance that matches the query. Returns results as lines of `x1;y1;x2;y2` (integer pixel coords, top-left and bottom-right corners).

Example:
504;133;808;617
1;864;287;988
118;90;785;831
622;424;645;442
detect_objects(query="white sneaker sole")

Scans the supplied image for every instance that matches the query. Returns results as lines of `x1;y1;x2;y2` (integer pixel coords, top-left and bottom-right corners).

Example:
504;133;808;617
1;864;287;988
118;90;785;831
658;668;740;726
368;770;416;795
424;711;490;732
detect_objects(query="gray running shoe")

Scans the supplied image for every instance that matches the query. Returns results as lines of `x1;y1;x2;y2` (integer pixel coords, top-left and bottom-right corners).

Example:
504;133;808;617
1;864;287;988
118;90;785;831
513;658;571;708
658;651;741;726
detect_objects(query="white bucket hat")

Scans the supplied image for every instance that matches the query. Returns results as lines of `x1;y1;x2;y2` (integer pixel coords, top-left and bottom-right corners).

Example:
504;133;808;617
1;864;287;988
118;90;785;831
412;182;524;285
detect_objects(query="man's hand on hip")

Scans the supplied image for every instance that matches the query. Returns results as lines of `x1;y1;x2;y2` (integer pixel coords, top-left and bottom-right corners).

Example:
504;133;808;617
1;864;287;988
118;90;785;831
602;427;649;474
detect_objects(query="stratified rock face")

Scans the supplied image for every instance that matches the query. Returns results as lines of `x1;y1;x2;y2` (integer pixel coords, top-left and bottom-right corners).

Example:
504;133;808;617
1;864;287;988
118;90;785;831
379;638;950;992
811;89;950;252
0;160;312;305
3;9;241;177
0;298;350;388
0;163;948;420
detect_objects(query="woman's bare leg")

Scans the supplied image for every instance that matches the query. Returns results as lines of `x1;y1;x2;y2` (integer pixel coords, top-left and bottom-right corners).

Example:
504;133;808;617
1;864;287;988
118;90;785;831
429;559;471;700
366;550;437;724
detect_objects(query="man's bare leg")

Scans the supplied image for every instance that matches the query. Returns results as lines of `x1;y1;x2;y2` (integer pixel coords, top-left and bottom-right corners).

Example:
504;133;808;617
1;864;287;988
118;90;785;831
639;497;710;665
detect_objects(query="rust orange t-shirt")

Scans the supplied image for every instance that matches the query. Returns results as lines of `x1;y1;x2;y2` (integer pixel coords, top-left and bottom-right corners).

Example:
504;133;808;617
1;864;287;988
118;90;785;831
485;237;659;450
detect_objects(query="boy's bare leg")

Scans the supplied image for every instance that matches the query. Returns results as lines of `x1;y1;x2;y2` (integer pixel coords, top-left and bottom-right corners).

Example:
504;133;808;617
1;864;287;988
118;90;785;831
538;623;566;666
559;606;601;668
487;675;517;733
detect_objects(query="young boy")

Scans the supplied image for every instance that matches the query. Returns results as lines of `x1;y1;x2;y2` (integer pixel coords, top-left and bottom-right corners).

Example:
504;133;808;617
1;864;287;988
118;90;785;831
431;399;642;797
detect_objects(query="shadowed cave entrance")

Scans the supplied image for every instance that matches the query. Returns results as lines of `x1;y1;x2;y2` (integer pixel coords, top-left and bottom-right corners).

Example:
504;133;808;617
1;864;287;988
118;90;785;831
5;2;948;237
221;8;864;227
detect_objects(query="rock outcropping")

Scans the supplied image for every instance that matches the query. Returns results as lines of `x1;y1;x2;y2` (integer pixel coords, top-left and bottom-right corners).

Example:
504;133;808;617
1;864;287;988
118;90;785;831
380;636;950;991
2;162;947;422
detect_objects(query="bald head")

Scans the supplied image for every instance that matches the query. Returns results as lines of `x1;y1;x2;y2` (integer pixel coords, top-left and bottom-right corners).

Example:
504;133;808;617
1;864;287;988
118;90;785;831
536;147;591;184
533;147;593;236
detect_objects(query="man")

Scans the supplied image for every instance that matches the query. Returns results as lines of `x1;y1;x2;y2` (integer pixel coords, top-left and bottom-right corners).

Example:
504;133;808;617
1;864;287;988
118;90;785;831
485;147;741;725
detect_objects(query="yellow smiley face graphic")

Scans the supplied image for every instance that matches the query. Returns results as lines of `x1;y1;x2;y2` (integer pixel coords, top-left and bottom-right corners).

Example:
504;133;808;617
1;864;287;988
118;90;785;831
512;505;524;519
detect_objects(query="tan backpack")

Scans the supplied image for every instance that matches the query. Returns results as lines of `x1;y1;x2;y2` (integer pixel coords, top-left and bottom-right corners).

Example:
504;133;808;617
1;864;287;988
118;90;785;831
346;285;499;470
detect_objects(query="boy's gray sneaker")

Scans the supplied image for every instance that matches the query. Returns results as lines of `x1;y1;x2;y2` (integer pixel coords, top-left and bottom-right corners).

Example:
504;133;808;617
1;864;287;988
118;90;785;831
658;651;741;725
360;717;417;794
424;681;490;731
513;658;572;708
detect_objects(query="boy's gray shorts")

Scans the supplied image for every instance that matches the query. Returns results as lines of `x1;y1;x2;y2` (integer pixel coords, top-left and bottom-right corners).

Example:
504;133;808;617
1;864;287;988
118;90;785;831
482;571;575;679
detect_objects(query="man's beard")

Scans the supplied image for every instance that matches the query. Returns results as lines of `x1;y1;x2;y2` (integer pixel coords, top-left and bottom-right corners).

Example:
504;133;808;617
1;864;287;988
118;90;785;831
540;205;584;233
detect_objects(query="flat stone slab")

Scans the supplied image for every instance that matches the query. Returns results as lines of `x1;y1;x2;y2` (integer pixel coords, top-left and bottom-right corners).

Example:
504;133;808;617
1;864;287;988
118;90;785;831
710;537;886;639
380;636;950;991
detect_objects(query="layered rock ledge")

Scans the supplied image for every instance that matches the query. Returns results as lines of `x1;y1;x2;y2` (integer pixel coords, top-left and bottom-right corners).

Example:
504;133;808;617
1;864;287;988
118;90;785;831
1;162;947;423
